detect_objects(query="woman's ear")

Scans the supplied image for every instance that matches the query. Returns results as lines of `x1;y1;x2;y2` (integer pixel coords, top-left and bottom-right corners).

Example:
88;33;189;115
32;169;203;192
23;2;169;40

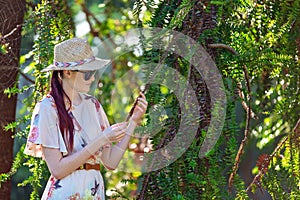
62;70;72;79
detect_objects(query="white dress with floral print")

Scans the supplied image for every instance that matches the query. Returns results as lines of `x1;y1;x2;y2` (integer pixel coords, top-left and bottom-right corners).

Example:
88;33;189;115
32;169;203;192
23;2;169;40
24;93;111;200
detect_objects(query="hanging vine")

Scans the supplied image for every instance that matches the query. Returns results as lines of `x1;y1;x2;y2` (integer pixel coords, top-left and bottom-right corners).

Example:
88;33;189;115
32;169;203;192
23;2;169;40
0;0;73;198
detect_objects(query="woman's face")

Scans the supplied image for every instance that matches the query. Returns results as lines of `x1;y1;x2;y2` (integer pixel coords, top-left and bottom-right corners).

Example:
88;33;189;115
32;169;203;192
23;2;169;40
63;70;95;94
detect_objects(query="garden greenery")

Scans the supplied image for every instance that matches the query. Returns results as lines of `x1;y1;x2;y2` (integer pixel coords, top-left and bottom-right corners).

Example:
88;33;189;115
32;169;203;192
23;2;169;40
0;0;299;199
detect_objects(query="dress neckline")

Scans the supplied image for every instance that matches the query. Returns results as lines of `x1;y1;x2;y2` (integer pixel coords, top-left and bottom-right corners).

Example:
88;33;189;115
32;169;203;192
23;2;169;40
72;93;85;108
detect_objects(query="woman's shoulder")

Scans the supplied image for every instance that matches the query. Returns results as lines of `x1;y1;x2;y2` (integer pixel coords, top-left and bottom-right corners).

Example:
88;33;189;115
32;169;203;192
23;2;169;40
80;93;102;112
80;93;97;101
35;94;57;111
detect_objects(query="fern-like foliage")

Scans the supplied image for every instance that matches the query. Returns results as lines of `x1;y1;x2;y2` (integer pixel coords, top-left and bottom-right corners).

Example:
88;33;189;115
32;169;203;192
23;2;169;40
134;0;300;199
0;0;74;199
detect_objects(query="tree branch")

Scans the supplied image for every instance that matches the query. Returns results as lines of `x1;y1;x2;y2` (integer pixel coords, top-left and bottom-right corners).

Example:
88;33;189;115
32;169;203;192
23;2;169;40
208;43;257;119
77;1;117;48
18;69;34;84
245;118;300;193
208;43;239;55
79;2;100;38
0;25;22;40
208;43;256;190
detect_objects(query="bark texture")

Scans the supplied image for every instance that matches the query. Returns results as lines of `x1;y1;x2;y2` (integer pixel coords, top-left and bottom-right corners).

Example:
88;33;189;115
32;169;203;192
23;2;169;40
0;0;25;199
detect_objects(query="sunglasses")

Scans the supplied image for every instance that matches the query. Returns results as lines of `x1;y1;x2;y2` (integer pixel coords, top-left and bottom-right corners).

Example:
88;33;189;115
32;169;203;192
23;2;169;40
75;70;97;81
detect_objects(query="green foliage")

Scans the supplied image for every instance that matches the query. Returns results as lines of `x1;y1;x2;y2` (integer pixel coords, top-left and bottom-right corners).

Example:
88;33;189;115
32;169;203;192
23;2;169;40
32;0;73;100
261;137;300;199
1;0;73;199
17;0;74;197
1;0;299;199
134;0;300;199
0;145;26;188
216;0;300;198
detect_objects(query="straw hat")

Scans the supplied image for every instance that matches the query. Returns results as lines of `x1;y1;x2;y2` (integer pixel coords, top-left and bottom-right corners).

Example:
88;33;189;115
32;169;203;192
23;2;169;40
41;38;111;72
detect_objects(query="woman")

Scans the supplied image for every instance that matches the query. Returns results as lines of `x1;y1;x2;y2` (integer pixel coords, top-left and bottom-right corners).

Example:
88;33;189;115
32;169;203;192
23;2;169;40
24;38;148;199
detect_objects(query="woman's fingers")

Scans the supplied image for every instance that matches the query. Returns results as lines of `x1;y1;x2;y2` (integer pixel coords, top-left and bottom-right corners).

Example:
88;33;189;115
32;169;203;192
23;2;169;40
136;97;148;111
129;93;148;125
103;123;127;143
111;123;127;131
105;92;148;142
112;122;127;127
139;92;146;99
107;123;127;142
137;98;147;107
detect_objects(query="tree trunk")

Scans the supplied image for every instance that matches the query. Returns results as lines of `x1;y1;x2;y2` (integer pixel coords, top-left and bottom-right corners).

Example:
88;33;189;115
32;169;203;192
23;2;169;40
137;1;218;199
0;0;25;199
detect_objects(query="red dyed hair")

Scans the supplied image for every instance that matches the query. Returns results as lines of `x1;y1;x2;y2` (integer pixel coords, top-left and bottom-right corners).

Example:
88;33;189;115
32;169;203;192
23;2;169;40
50;71;74;152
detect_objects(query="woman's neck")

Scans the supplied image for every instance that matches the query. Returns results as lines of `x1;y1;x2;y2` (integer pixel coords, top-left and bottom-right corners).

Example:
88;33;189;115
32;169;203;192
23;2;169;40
62;82;82;106
67;92;82;106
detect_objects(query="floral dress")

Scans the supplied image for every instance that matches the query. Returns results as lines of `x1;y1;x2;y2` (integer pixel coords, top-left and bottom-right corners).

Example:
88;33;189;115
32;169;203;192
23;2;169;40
24;93;111;200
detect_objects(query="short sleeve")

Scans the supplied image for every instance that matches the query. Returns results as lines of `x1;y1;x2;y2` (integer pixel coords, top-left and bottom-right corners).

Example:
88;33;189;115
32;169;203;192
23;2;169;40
24;96;68;157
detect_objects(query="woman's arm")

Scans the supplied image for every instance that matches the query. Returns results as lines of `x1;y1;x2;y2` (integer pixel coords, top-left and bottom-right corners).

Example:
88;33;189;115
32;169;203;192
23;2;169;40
100;120;136;170
43;124;126;180
43;146;92;180
100;92;148;170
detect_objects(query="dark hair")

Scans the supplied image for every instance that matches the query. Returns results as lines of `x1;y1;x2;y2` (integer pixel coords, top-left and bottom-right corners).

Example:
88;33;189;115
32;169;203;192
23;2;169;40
50;71;74;152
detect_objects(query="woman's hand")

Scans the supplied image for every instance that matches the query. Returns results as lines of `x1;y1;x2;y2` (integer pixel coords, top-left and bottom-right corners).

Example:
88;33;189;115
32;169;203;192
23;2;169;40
131;92;148;125
103;122;127;143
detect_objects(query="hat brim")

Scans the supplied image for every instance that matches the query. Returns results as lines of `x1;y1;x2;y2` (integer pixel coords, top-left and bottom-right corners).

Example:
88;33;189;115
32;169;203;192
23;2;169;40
41;57;111;72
